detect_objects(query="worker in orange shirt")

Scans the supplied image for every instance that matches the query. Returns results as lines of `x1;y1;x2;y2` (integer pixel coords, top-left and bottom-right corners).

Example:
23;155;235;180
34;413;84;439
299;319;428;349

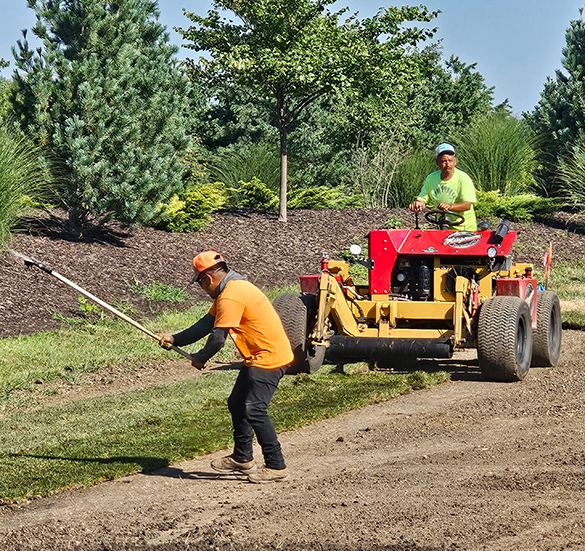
160;251;293;484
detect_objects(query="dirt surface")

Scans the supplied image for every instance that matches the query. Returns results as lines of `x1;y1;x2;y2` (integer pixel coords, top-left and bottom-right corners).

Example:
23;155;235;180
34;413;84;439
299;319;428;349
0;332;584;551
2;208;585;550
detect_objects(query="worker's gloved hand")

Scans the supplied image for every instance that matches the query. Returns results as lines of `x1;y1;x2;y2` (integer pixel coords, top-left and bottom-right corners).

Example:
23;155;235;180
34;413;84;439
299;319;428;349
159;335;174;350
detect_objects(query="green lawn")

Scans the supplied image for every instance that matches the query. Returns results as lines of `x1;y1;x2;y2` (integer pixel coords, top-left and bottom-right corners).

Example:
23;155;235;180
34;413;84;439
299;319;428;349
0;297;448;503
0;262;582;504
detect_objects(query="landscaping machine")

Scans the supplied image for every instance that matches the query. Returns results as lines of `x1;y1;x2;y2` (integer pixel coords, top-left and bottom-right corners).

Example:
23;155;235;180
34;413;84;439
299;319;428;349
273;211;562;382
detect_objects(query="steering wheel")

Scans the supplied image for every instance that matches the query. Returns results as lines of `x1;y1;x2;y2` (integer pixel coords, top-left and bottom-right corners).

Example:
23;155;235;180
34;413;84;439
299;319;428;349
424;209;465;230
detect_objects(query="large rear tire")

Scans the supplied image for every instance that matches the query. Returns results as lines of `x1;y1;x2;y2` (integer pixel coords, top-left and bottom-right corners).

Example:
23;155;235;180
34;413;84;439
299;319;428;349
272;293;324;374
477;296;533;382
531;291;562;367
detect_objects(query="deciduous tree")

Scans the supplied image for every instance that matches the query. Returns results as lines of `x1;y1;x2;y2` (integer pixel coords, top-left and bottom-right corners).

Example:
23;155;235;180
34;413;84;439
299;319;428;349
179;0;437;221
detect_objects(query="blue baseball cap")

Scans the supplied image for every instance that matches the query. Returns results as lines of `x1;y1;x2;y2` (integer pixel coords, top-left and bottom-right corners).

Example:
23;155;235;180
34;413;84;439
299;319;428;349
436;143;455;157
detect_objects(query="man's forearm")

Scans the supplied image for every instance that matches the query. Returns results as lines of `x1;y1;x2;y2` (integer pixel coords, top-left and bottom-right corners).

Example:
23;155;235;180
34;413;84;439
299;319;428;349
438;201;472;212
193;327;229;364
172;313;215;347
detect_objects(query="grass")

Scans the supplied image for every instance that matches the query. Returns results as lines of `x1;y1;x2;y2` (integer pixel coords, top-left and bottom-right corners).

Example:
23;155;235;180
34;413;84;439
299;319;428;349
1;264;583;503
539;258;585;328
130;280;190;302
0;303;233;404
0;288;451;502
0;366;447;502
0;126;52;248
455;112;537;195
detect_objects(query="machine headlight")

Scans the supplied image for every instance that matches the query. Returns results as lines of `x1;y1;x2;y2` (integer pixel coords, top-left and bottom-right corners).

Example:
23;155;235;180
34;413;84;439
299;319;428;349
487;246;498;259
349;244;362;256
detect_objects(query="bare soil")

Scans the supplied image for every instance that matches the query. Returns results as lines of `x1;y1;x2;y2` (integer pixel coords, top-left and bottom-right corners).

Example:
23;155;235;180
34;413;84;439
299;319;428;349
1;208;585;550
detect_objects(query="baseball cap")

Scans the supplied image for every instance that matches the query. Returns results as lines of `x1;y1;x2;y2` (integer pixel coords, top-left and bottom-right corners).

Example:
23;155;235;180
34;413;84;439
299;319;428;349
191;250;225;283
436;143;455;157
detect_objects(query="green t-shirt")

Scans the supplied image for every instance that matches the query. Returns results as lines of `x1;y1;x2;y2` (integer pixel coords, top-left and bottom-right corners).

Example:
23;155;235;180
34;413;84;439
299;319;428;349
417;168;477;231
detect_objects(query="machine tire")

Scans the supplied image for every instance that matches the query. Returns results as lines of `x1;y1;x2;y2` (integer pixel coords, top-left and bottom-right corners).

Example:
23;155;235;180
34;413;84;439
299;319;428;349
272;293;324;374
531;291;562;367
477;296;533;382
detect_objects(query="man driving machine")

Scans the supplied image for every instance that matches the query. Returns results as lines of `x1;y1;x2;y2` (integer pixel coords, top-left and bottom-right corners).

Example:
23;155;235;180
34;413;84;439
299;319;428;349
409;143;477;231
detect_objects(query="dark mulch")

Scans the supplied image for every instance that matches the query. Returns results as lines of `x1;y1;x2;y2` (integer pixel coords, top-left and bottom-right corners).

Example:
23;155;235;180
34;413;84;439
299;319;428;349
2;207;584;338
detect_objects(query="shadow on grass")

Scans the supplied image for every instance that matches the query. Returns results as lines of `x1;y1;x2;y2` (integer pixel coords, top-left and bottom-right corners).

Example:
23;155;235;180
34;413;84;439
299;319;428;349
8;452;169;472
371;356;485;382
6;453;247;482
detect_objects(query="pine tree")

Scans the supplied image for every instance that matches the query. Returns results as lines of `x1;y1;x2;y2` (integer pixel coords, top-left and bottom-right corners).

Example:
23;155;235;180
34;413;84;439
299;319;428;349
526;8;585;195
11;0;192;233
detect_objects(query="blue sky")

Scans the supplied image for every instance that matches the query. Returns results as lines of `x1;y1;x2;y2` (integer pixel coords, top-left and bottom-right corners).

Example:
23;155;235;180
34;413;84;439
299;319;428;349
1;1;583;115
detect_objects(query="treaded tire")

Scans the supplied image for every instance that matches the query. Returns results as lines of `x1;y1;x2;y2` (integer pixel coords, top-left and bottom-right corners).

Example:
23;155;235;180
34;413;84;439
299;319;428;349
531;291;562;367
272;293;324;374
477;296;533;382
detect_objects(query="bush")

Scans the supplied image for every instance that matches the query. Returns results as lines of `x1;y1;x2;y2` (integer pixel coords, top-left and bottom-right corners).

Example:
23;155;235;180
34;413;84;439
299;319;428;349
558;143;585;205
227;177;278;209
163;182;226;232
209;141;280;193
475;190;564;222
455;113;538;195
288;186;360;209
0;126;51;248
392;149;436;207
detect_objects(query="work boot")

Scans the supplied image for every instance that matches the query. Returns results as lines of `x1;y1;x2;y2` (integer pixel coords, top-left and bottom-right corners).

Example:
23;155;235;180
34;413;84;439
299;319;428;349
211;455;257;474
247;466;289;484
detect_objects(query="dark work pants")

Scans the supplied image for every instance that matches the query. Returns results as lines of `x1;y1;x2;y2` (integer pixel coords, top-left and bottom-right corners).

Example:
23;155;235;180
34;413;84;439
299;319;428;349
228;364;287;470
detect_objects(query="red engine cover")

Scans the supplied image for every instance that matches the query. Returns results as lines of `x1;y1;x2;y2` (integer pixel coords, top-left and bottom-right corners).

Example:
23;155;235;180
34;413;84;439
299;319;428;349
368;229;517;295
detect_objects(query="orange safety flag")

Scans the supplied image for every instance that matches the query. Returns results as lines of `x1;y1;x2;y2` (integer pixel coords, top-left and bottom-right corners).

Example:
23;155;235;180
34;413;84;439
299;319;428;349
544;243;553;279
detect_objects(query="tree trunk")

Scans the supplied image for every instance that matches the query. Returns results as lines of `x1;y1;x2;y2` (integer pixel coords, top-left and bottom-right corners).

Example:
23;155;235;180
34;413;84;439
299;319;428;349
277;102;288;223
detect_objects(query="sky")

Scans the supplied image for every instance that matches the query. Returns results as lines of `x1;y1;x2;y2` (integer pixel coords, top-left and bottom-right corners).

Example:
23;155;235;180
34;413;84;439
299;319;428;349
1;0;584;115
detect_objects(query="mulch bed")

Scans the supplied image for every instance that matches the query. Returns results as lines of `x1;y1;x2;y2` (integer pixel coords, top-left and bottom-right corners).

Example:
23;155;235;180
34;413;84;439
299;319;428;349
1;207;583;338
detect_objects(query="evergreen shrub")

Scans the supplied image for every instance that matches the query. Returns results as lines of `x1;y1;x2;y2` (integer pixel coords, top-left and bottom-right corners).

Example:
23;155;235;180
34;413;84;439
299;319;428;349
227;177;278;209
288;186;359;209
163;182;226;232
475;190;564;222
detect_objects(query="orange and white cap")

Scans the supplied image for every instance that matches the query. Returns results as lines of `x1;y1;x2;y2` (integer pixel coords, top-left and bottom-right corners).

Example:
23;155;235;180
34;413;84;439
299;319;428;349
191;250;226;283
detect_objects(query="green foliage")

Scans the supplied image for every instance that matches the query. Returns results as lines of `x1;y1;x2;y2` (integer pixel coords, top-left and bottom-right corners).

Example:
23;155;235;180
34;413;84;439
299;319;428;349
0;77;12;122
180;0;438;219
353;132;413;208
385;214;404;229
455;112;538;195
209;141;280;192
526;9;585;195
77;297;102;318
408;52;494;148
11;0;192;233
228;177;278;209
339;239;369;284
557;142;585;205
163;182;226;232
0;126;51;249
130;281;190;303
331;49;493;153
392;148;436;207
475;190;565;222
288;186;358;209
537;257;585;328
